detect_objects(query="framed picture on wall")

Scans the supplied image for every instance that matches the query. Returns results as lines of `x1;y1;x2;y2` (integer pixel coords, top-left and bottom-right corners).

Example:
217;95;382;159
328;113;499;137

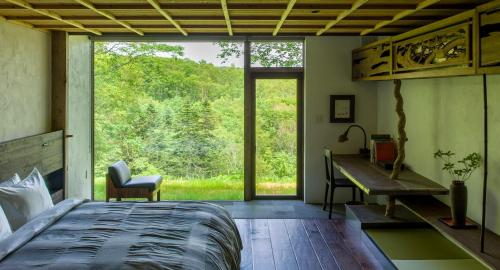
330;95;355;123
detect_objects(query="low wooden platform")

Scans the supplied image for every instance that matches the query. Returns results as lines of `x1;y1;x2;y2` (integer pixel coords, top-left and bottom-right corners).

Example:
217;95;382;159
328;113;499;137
398;195;500;270
346;204;429;229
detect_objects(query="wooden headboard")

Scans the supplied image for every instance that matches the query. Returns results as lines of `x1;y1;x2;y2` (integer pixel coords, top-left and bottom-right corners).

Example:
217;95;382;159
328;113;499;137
0;130;64;181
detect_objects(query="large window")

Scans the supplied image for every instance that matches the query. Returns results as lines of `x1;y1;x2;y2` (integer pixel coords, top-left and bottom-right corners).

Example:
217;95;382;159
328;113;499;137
93;42;244;200
93;39;304;201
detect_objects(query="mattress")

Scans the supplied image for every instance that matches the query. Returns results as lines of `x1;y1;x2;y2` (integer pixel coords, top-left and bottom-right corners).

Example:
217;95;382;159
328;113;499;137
0;199;242;270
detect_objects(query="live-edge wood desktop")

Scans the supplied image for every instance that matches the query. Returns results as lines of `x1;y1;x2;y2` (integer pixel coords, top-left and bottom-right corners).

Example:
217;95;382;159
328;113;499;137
331;154;448;217
331;155;500;269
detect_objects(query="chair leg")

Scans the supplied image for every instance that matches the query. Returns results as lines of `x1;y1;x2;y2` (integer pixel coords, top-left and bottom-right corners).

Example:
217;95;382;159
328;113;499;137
323;183;329;211
329;186;335;219
359;189;364;202
116;197;121;202
351;187;356;202
147;193;153;202
157;190;161;201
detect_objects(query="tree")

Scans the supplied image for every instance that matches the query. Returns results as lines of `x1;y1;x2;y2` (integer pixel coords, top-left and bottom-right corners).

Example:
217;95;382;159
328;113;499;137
216;41;303;67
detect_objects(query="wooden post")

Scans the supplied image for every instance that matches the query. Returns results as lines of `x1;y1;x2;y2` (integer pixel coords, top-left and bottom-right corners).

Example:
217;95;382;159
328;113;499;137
51;31;68;132
390;79;406;179
51;31;68;199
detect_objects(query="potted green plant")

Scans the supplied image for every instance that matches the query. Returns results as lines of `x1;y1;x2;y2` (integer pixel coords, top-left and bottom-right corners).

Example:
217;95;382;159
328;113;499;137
434;150;481;226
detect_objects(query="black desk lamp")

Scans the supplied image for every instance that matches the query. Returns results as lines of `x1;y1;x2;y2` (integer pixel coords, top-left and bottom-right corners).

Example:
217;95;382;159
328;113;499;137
338;124;370;156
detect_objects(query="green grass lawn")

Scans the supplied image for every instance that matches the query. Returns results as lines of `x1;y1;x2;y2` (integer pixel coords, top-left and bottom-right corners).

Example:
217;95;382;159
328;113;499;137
94;176;296;201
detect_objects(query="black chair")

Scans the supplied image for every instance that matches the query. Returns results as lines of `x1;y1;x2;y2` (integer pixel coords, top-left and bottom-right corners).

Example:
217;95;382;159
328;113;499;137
323;148;364;219
106;160;163;202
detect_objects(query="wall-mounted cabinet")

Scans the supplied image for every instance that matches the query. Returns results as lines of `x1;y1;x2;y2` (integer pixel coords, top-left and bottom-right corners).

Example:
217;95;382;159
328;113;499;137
352;40;391;80
352;1;500;81
478;2;500;74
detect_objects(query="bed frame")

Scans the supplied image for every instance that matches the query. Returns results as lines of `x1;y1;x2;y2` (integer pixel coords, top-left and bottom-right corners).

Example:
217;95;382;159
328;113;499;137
0;131;65;202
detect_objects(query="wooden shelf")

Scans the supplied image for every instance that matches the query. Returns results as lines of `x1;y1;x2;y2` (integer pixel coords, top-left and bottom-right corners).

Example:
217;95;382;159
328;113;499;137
398;195;500;270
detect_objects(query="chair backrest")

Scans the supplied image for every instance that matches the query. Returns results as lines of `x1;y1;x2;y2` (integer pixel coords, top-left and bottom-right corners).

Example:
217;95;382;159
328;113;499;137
324;148;333;183
108;160;131;188
324;148;339;185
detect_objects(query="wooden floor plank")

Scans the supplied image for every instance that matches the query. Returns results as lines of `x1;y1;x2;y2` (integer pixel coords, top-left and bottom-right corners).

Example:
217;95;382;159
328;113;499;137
238;219;385;270
235;219;253;270
285;219;323;270
251;219;276;270
332;219;385;270
302;219;341;270
268;219;299;270
315;219;363;270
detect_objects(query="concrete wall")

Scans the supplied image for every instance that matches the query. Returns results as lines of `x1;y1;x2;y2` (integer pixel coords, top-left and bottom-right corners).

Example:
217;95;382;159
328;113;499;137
304;36;378;203
66;36;92;199
377;75;500;234
0;21;51;142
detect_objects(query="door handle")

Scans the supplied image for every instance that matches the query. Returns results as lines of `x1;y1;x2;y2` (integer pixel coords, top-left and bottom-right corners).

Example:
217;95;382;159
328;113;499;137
65;134;74;138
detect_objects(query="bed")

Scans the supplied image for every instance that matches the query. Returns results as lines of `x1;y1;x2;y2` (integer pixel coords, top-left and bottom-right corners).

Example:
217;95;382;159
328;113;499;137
0;200;242;269
0;132;242;270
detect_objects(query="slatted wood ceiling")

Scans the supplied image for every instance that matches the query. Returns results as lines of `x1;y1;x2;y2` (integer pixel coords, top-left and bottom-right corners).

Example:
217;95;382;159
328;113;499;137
0;0;488;36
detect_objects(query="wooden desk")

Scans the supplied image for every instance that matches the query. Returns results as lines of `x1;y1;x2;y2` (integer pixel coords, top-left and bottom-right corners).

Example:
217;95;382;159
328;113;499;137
332;155;448;216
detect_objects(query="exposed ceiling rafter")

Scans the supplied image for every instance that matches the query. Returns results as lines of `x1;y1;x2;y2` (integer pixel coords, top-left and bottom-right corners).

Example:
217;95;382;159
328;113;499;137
74;0;143;36
220;0;233;36
146;0;187;36
360;0;441;35
4;0;101;35
0;14;32;28
316;0;369;36
0;3;477;11
273;0;297;36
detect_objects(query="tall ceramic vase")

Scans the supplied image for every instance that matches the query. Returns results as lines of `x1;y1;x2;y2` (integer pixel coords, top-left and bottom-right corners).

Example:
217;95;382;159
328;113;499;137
450;180;467;226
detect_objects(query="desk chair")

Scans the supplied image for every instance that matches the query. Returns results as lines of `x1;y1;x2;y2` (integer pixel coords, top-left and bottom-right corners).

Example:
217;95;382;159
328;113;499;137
323;148;364;219
106;160;163;202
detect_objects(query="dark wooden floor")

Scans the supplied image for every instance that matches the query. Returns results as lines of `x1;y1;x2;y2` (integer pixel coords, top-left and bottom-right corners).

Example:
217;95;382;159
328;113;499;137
235;219;385;270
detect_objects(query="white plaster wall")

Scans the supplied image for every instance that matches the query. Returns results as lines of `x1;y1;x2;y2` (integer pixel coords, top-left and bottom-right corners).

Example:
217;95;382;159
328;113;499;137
66;36;92;199
377;75;500;234
304;36;378;203
0;21;51;142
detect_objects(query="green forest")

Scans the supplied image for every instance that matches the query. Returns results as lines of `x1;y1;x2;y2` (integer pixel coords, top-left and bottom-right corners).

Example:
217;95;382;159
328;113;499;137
94;42;300;200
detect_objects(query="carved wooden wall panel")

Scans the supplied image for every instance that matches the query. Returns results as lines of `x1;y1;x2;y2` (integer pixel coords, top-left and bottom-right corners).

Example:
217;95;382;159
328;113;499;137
480;6;500;69
393;23;471;73
352;41;391;80
351;1;500;81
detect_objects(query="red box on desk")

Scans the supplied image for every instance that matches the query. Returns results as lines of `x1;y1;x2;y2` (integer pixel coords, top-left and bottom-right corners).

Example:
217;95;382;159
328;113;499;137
375;141;396;161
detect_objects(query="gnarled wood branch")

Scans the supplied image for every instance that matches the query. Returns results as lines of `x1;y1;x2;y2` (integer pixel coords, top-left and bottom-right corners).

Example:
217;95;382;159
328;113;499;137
390;79;406;179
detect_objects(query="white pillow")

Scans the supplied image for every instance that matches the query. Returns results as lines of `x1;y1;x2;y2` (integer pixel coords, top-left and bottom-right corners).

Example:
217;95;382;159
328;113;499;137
0;205;12;241
0;168;54;230
0;174;21;187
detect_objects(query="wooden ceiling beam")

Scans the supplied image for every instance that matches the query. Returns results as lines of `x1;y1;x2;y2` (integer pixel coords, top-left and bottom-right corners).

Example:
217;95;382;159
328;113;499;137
220;0;233;36
0;3;477;10
74;0;143;35
5;15;446;22
33;24;414;30
361;0;441;35
273;0;296;36
4;0;101;35
0;14;43;31
316;0;368;36
145;0;187;36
